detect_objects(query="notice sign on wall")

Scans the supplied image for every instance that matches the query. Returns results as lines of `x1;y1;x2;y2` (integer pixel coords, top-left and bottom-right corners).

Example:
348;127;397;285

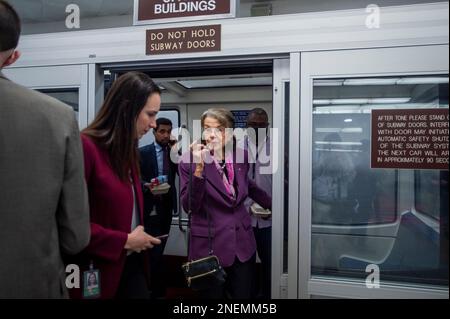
232;110;251;128
146;25;221;55
371;109;449;170
135;0;236;25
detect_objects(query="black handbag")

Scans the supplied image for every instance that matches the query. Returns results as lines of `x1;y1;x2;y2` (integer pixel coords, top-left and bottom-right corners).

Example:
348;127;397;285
181;255;226;291
181;152;227;291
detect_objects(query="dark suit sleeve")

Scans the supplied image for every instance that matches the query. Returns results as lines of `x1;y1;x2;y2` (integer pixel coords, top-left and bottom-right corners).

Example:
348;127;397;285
179;159;205;215
57;115;90;255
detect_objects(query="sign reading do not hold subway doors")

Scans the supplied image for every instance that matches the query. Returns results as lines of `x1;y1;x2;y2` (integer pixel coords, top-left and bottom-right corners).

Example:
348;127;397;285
147;25;221;55
134;0;237;25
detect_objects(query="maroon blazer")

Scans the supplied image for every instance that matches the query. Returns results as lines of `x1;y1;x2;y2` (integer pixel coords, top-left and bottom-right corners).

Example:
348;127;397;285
69;135;145;299
179;149;272;268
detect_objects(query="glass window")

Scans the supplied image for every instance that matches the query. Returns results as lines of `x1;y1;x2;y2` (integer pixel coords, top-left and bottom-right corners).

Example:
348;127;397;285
415;171;444;221
38;88;79;121
311;75;449;287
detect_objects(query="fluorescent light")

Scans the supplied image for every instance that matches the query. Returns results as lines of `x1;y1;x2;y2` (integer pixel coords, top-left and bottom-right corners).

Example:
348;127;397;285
313;99;332;105
315;148;363;153
397;77;449;85
344;78;400;86
332;99;369;105
314;98;411;105
316;128;342;133
342;128;363;133
177;77;273;89
314;107;362;114
314;80;344;86
370;98;411;104
344;119;353;123
316;141;363;146
322;77;450;86
315;128;363;133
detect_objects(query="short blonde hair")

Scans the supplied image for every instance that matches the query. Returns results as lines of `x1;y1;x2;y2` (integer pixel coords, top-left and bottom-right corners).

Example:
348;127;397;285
201;108;235;129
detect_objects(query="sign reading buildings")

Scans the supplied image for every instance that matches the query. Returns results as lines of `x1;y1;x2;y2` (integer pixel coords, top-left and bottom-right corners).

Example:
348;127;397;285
135;0;236;25
371;109;449;170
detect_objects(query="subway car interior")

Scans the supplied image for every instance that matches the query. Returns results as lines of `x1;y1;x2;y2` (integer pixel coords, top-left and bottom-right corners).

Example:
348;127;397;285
110;62;275;298
1;0;449;300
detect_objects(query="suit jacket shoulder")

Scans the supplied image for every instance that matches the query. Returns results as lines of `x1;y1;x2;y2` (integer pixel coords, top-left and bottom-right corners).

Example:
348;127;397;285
0;74;76;124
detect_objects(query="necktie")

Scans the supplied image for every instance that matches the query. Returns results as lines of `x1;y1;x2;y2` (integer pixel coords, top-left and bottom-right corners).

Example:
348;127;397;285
163;146;170;176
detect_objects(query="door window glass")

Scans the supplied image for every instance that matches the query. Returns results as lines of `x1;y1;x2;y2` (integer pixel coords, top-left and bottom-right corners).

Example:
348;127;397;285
311;75;449;286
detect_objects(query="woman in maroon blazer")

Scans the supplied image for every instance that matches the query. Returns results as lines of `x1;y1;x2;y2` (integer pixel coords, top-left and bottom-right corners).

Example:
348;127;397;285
70;72;162;299
179;108;272;299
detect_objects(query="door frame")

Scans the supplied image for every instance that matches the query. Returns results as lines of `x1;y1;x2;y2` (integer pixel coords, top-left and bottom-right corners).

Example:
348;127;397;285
272;58;294;298
102;56;294;298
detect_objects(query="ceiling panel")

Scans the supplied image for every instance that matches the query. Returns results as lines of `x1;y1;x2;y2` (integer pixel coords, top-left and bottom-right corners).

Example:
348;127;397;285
8;0;133;23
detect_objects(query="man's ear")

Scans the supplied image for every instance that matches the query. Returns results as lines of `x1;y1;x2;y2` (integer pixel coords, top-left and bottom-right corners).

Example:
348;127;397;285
2;50;21;67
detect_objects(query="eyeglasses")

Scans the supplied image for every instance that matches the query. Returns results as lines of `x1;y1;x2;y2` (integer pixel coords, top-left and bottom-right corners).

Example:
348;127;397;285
203;127;227;136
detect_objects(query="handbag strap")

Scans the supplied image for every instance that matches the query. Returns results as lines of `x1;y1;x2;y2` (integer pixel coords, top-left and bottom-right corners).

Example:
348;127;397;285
187;148;214;259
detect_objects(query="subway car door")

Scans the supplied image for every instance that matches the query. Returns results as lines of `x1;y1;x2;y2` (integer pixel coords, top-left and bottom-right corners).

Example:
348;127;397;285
296;45;449;299
104;58;292;298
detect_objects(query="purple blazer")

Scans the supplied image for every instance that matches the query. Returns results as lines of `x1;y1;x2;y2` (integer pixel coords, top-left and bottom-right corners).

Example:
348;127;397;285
179;149;271;268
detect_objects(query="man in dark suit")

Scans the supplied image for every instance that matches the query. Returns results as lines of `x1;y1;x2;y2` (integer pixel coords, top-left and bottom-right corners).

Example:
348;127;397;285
0;0;90;298
139;117;178;299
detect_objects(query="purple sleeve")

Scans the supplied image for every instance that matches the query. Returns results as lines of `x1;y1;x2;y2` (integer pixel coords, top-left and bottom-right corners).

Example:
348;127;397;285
248;178;272;210
179;160;206;214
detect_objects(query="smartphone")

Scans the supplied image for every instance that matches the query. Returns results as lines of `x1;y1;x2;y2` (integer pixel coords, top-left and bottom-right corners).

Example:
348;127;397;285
156;234;169;239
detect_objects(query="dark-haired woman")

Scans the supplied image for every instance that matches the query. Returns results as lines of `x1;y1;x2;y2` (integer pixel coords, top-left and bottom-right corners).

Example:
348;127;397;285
70;72;162;299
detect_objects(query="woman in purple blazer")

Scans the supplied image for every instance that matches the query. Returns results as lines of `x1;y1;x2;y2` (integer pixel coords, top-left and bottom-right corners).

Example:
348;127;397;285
179;108;272;299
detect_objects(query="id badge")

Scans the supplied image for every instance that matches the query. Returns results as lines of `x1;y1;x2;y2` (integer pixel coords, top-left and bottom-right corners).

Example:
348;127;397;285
83;262;101;299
